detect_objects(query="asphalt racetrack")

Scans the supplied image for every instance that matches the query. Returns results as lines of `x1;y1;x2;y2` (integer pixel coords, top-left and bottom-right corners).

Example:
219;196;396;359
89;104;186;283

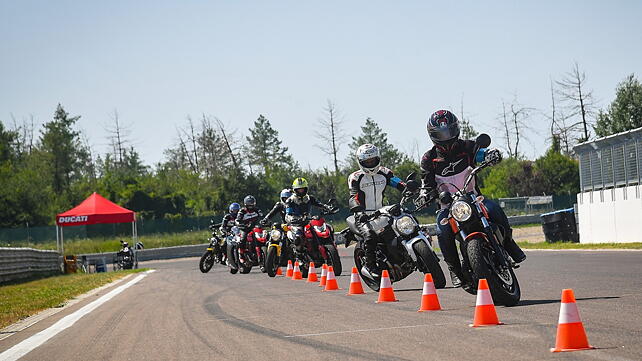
2;249;642;361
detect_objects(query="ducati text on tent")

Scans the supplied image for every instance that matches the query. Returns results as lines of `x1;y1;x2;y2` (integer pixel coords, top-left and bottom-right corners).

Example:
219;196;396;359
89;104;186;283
58;216;88;223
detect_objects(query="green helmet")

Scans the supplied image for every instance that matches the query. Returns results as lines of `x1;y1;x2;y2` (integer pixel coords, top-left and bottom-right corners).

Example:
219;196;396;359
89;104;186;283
292;177;309;197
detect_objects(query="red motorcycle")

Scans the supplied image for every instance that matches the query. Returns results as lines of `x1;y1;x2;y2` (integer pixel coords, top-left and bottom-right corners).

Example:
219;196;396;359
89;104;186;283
287;205;342;277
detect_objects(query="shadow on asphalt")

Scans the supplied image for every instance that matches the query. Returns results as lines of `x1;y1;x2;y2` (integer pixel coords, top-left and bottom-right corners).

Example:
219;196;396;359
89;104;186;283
516;295;620;307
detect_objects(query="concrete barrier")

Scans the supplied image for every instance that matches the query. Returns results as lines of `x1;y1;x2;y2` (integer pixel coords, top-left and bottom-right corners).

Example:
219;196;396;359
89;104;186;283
0;248;62;284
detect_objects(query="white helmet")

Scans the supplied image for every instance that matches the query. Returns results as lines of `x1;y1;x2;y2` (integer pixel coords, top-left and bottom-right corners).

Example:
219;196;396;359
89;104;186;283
356;144;381;174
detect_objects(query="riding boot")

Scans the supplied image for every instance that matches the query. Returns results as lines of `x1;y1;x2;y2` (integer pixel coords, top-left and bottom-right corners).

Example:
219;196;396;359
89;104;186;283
445;261;464;288
503;229;526;263
362;242;380;278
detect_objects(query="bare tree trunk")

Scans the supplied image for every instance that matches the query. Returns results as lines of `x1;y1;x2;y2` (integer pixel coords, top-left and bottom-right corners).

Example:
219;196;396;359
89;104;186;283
501;102;513;157
315;100;345;174
215;117;239;170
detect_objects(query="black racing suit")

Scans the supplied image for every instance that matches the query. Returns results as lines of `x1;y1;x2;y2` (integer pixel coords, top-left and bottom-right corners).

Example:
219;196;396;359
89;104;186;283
347;167;406;270
263;201;287;224
284;195;330;251
211;212;237;261
235;207;263;254
420;136;525;281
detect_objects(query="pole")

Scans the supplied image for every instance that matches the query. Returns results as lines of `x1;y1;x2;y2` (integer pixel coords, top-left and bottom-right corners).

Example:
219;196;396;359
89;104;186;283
56;225;60;254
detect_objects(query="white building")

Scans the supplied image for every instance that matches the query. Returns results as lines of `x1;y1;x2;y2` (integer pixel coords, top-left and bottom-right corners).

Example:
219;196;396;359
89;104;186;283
574;127;642;243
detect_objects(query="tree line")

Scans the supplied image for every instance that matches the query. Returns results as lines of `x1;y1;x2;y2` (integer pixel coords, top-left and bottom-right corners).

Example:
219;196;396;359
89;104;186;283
1;69;640;228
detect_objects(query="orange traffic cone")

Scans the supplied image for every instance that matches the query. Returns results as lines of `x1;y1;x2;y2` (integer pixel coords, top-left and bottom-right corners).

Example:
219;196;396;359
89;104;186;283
291;261;303;280
276;266;283;276
470;279;503;327
418;273;441;311
307;262;319;283
376;270;398;303
324;266;340;291
319;264;328;287
285;260;293;278
550;289;595;352
347;267;365;295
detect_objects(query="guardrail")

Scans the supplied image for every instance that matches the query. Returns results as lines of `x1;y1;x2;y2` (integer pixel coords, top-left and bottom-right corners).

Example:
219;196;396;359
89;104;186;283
79;244;209;268
0;247;62;284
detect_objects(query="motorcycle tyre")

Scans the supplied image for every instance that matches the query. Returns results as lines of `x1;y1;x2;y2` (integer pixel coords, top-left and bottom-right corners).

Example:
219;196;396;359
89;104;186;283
325;245;342;276
413;241;446;289
467;238;521;306
265;247;279;277
199;251;215;273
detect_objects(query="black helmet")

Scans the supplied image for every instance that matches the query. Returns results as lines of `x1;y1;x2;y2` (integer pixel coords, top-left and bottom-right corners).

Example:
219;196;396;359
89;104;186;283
243;195;256;209
427;110;460;147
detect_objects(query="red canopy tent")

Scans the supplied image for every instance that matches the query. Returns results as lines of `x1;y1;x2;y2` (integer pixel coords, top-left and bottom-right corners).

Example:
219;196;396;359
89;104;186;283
55;192;137;254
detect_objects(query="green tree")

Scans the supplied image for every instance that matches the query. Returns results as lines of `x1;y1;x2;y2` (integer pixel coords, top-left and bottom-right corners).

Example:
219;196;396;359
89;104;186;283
245;115;296;174
595;74;642;137
347;117;408;170
534;147;579;195
38;104;91;198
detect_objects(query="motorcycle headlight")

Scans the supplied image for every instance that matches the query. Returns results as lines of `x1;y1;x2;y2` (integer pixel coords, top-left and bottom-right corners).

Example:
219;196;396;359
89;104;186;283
451;201;472;222
313;224;327;233
270;230;281;240
395;216;417;236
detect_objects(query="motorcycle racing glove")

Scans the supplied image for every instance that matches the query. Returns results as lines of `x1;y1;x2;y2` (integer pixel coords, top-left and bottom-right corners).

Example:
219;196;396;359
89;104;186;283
484;148;502;166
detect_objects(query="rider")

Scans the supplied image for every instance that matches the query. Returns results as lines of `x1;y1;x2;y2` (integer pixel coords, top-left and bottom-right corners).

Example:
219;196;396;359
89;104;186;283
284;178;334;254
261;188;292;225
347;144;416;279
216;202;240;234
235;195;263;260
419;109;526;288
212;202;240;263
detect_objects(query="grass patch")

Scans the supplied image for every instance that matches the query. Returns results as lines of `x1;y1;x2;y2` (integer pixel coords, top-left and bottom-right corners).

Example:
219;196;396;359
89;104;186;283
0;268;148;329
518;241;642;249
2;231;210;255
512;223;541;229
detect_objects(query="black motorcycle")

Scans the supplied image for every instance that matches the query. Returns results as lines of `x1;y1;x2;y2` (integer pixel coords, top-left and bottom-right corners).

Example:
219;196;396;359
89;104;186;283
199;223;228;273
435;134;521;306
342;179;446;291
114;240;138;270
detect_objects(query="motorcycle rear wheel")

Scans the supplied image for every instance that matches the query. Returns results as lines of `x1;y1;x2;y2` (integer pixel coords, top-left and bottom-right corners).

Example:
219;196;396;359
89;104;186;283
467;238;521;306
199;251;215;273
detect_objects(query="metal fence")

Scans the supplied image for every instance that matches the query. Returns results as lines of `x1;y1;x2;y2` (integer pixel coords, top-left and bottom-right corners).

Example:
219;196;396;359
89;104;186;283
575;128;642;192
0;248;61;284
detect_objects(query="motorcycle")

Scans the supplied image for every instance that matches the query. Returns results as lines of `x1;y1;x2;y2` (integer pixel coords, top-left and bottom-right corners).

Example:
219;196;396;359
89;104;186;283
342;178;446;292
287;202;342;278
436;134;521;306
114;240;138;270
264;222;294;277
199;223;228;273
226;225;268;274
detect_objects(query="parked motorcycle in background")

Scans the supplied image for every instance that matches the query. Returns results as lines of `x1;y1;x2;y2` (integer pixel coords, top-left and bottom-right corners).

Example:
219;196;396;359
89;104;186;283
114;240;141;270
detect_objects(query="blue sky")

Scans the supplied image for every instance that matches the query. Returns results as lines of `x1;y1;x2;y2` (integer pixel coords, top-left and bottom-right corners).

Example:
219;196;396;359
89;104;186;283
1;1;641;169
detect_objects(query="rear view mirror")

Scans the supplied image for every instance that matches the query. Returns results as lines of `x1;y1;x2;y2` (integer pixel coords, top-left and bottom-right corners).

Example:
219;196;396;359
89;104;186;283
475;134;491;149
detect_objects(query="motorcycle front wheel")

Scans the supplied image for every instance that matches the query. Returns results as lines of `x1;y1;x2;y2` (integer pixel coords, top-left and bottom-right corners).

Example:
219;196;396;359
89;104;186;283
413;241;446;289
353;246;380;292
199;251;215;273
265;247;279;277
325;245;342;276
467;238;521;306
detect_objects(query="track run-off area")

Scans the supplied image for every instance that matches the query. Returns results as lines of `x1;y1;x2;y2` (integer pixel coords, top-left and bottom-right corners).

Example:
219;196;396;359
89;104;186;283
1;249;641;361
